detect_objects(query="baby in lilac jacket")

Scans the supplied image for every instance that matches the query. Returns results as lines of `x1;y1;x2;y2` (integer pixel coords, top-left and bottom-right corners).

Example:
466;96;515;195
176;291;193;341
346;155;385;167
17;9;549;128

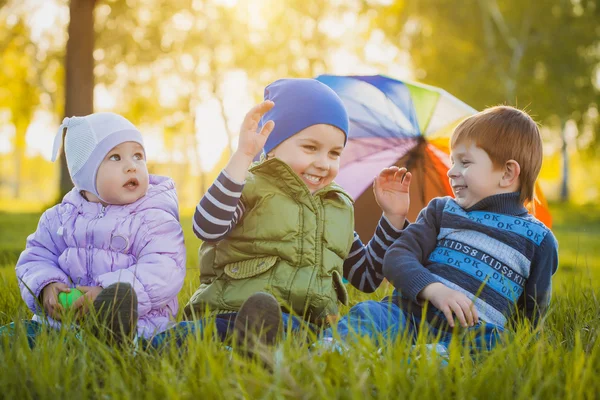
14;113;186;342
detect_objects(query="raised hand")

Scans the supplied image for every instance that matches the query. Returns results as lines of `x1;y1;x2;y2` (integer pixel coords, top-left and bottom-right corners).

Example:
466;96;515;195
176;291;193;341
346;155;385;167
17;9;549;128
373;166;412;229
41;282;71;321
225;101;275;182
420;282;479;328
236;100;275;160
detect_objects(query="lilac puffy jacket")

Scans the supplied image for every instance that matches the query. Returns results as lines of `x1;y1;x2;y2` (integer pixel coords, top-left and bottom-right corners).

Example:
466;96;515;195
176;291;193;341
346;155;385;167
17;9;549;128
15;175;186;338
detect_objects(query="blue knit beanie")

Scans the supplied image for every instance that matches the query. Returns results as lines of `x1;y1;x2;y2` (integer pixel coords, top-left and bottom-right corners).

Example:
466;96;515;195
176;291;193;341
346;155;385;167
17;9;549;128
260;78;349;155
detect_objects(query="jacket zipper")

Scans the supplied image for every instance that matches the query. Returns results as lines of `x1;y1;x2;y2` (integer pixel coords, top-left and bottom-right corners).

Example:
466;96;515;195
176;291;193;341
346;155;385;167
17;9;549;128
87;205;107;283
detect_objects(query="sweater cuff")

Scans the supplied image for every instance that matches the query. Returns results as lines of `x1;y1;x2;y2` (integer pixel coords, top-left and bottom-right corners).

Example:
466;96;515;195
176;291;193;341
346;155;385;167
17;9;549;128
221;169;246;186
405;271;441;305
381;214;405;234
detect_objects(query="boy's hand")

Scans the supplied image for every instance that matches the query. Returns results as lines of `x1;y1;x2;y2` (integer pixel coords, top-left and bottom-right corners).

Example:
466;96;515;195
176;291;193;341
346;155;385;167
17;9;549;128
420;282;479;328
225;101;275;182
373;166;412;229
236;100;275;161
41;282;70;321
71;286;103;318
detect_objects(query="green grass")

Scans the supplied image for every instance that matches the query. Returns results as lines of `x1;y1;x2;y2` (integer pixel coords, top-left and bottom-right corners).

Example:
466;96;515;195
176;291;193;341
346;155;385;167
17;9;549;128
0;203;599;398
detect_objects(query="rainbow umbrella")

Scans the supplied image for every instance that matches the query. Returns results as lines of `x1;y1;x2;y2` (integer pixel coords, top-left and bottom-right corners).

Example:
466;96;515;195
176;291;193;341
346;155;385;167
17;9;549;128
316;74;551;239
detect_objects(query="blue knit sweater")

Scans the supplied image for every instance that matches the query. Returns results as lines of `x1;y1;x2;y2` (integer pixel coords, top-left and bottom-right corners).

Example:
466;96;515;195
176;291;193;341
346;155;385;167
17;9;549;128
383;192;558;327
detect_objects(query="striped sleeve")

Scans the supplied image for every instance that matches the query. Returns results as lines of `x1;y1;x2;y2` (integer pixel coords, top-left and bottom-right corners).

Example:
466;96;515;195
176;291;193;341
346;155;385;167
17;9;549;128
343;215;405;293
192;170;246;242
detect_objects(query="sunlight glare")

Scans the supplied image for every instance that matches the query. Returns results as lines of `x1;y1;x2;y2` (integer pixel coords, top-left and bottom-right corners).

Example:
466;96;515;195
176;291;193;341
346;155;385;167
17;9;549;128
214;0;239;7
172;11;195;32
24;110;55;159
0;111;14;155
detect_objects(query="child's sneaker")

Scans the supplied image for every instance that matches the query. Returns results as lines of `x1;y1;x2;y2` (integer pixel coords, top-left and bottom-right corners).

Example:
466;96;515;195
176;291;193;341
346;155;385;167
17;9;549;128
409;343;449;366
234;292;282;348
310;336;348;355
92;282;138;345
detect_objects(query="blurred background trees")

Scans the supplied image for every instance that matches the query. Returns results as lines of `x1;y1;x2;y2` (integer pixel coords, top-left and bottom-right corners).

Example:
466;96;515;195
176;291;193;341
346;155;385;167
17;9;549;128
0;0;598;210
376;0;600;201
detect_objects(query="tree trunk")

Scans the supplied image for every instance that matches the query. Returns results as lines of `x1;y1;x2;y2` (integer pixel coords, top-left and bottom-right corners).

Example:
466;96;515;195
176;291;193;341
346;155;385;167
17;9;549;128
211;78;234;158
58;0;96;200
560;120;569;202
12;120;27;199
189;111;206;195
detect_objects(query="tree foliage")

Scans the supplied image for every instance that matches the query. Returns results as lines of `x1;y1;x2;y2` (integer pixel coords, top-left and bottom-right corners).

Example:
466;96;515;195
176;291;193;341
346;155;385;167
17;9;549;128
0;11;61;198
376;0;600;134
4;0;598;204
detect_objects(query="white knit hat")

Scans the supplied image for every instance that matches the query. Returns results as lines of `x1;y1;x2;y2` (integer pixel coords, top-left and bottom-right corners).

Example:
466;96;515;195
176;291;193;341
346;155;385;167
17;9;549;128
51;112;145;199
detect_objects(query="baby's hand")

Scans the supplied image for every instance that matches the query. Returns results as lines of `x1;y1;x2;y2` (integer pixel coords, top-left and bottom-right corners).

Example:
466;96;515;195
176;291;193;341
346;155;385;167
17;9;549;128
71;285;103;319
236;100;275;161
41;282;70;321
420;283;479;328
373;166;411;229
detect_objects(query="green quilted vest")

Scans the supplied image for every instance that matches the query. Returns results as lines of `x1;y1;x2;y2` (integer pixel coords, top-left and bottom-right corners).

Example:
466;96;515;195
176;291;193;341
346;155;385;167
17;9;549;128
185;158;354;324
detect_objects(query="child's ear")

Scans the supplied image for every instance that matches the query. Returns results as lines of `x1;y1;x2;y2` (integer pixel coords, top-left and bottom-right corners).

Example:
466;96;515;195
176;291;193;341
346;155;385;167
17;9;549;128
500;159;521;188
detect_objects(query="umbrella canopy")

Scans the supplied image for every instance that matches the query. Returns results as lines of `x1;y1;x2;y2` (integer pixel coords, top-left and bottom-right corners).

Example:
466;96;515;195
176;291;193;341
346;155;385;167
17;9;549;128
316;74;552;239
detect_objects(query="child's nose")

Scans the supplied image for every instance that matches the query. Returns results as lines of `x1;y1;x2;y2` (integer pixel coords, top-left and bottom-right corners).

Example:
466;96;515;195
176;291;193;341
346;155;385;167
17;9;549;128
124;162;137;173
447;165;458;178
314;155;330;170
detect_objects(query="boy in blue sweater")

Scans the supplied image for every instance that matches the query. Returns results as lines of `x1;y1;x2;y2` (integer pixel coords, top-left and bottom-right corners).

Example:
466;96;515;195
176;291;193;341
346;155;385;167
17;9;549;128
323;106;558;351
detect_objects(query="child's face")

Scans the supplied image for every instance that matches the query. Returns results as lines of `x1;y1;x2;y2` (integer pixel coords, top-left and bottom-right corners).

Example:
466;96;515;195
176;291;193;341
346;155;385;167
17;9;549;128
93;141;149;205
269;124;345;194
448;142;505;209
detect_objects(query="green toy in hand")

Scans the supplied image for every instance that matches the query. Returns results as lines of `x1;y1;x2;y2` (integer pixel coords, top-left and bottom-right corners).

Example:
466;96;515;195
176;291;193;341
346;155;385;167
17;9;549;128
58;289;84;309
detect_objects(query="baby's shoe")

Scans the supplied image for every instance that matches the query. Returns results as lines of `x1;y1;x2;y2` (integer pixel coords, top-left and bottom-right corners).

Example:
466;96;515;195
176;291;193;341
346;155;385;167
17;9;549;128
92;282;138;345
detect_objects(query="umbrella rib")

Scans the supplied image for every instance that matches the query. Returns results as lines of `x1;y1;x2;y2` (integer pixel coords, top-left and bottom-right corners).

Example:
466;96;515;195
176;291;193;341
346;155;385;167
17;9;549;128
350;76;420;134
351;118;396;140
414;145;428;207
345;119;412;159
343;137;420;168
340;94;410;139
423;150;451;196
343;147;401;166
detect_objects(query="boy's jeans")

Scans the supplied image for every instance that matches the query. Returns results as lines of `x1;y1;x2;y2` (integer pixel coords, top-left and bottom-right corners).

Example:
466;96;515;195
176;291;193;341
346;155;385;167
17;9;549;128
321;299;504;351
1;312;315;349
144;311;315;348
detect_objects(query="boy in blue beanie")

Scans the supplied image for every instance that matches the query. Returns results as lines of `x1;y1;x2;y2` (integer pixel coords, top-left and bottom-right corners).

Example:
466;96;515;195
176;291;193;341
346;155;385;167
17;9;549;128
185;78;412;348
